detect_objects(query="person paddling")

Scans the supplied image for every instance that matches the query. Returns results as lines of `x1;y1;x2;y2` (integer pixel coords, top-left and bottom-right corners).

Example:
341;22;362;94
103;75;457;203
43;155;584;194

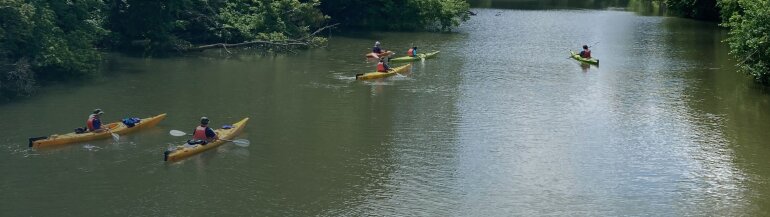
86;109;106;133
376;57;391;72
188;117;218;146
407;46;418;57
579;45;591;58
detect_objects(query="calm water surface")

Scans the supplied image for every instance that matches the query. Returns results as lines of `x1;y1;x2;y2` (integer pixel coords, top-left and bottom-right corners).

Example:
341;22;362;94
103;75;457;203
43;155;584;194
2;2;770;216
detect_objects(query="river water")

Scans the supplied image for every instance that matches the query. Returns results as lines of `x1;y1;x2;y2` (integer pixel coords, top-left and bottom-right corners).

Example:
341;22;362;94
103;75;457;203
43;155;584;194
2;1;770;216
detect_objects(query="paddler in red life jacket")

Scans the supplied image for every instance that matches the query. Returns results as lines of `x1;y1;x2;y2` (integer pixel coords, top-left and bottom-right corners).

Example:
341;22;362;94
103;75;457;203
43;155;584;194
579;45;591;58
407;46;418;57
376;57;390;72
86;109;106;133
188;117;218;146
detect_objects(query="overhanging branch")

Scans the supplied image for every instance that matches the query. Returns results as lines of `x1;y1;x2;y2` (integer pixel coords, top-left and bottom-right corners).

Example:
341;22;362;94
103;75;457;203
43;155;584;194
184;23;339;52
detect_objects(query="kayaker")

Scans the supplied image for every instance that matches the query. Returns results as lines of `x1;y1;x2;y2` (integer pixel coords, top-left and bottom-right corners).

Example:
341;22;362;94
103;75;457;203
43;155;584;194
372;41;383;54
188;117;218;146
579;45;591;58
407;46;417;57
376;58;390;72
86;109;106;133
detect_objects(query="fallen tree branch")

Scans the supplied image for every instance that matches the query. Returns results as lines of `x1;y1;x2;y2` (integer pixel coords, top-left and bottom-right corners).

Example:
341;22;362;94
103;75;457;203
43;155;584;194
184;23;340;52
301;23;340;40
185;40;309;52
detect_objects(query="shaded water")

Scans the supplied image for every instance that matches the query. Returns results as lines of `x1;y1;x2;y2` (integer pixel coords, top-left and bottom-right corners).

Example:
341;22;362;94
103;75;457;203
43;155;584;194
2;2;770;216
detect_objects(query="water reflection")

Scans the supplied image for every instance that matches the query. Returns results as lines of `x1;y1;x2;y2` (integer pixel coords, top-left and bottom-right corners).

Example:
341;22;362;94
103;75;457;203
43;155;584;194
469;0;666;16
661;17;767;215
469;0;632;10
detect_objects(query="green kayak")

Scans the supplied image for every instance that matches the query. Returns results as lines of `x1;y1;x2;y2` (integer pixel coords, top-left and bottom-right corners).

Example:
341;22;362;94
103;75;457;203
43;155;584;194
389;51;440;62
570;51;599;65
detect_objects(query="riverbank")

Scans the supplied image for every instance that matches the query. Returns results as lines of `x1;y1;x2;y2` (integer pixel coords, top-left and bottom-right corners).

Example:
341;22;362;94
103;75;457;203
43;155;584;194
0;0;470;101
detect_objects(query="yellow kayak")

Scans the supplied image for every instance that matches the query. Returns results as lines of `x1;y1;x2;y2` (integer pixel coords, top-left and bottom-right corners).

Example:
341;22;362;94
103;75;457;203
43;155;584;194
389;51;440;62
164;117;249;162
29;113;167;148
355;64;412;80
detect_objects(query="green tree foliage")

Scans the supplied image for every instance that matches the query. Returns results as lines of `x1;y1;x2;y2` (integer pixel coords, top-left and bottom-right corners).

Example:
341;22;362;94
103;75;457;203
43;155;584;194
105;0;328;53
218;0;328;43
664;0;720;21
665;0;769;85
319;0;470;31
105;0;210;53
0;0;470;98
720;0;770;83
0;0;105;98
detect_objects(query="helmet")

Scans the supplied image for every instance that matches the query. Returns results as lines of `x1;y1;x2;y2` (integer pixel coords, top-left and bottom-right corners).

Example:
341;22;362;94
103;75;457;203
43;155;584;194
583;45;588;49
93;109;104;115
200;117;210;125
375;41;381;46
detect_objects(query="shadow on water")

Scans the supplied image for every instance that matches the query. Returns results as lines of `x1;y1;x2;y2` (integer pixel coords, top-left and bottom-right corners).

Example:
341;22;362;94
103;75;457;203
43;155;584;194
664;18;770;216
469;0;632;10
469;0;666;16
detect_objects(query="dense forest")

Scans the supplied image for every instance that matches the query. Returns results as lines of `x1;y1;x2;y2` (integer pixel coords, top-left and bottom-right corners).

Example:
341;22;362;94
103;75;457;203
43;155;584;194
0;0;471;100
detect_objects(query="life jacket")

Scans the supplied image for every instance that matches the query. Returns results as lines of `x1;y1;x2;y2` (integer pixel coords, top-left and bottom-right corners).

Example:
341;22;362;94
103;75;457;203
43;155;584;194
377;62;387;72
192;126;209;140
582;50;591;58
373;46;382;54
86;114;98;131
407;48;415;57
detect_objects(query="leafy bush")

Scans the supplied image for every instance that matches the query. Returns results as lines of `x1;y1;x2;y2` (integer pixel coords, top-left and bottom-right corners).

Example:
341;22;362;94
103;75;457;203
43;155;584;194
105;0;328;53
218;0;328;42
720;0;770;83
0;0;105;97
320;0;470;31
664;0;719;21
0;58;36;99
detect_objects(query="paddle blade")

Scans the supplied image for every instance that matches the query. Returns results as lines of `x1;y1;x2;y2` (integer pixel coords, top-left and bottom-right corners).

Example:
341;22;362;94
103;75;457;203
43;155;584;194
232;139;250;147
169;130;187;137
111;133;120;142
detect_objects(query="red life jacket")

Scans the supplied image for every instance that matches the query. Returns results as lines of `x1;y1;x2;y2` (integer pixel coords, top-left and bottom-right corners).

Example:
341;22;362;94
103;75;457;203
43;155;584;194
86;115;97;131
377;62;387;72
582;50;591;58
407;48;415;57
192;126;208;140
